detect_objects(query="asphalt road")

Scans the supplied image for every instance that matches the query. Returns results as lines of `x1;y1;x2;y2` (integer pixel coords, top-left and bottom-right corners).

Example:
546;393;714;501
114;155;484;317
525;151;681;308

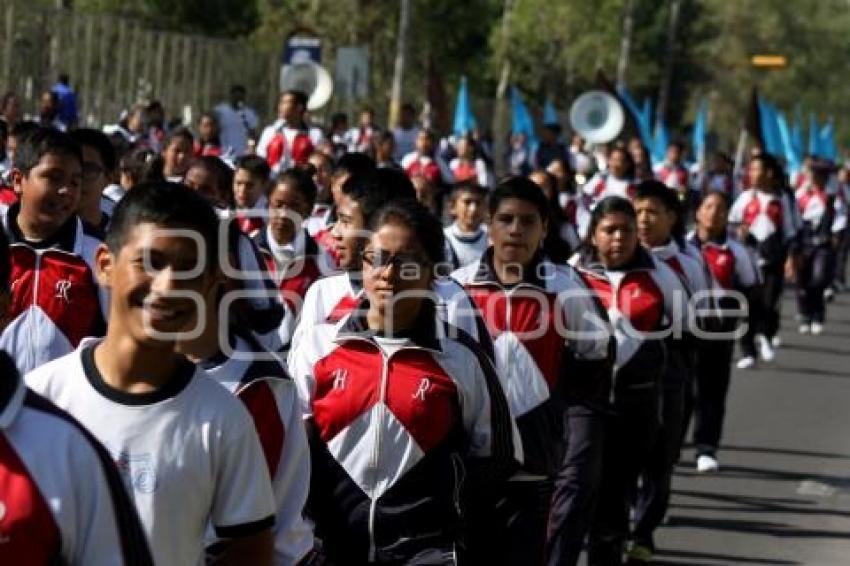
653;292;850;565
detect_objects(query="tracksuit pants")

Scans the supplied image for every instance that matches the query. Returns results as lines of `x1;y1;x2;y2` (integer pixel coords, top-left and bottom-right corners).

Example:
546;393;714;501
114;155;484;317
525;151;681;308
796;244;835;323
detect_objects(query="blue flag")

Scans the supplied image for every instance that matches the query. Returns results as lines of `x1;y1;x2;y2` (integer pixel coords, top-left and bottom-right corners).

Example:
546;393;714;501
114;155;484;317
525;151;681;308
819;119;837;161
776;111;800;173
617;86;653;150
652;119;669;165
511;86;537;147
543;99;560;127
692;98;708;164
452;76;477;137
808;113;820;156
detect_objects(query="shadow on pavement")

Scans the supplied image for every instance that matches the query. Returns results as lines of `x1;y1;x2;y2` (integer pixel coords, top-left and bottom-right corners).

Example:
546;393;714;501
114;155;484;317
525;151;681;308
665;514;850;539
653;547;800;565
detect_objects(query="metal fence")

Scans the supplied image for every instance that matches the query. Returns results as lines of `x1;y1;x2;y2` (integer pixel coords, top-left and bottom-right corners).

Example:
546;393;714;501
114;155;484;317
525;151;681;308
0;1;280;127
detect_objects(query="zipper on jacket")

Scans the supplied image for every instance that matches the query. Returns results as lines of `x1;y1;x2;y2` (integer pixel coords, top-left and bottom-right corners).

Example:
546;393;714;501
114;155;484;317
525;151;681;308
30;251;42;371
368;351;391;562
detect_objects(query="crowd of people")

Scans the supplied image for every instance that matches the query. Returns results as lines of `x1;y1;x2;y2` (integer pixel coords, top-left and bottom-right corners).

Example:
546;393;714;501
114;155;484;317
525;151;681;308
0;78;847;566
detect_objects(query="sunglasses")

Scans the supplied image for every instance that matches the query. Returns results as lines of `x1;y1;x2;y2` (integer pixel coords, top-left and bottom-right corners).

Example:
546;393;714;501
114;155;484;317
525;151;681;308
361;249;429;271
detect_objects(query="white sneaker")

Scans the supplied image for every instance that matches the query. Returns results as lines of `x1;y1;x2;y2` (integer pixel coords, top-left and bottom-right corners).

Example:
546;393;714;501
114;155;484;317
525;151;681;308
756;334;775;362
696;454;720;473
798;323;811;334
811;322;824;335
771;335;783;349
736;356;756;370
824;288;835;302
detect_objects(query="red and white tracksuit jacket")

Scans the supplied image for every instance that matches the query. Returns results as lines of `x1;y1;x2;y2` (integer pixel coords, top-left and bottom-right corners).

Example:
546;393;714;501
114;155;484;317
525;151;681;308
653;162;689;191
288;301;519;564
253;227;336;352
571;248;689;397
0;352;152;565
401;152;454;185
202;331;313;565
0;205;105;374
729;188;798;265
451;250;613;477
687;231;760;333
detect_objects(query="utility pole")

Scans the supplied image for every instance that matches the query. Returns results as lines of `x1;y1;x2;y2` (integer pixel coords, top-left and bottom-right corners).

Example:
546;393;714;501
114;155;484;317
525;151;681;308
492;0;516;178
388;0;410;129
656;0;682;126
616;0;635;90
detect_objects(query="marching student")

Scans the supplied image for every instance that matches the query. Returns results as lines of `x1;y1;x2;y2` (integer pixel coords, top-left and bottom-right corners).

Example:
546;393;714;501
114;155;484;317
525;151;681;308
581;145;636;234
344;106;380;154
160;127;194;182
70;128;116;233
571;196;689;566
449;135;491;188
452;178;613;566
26;183;276;566
373;130;401;170
118;147;164;191
794;162;839;334
729;153;797;368
653;142;689;195
177;274;316;566
0;127;105;375
254;167;336;351
629;181;710;564
401;128;454;187
687;191;759;473
291;169;493;361
0;226;152;565
214;85;260;156
257;90;325;178
193;112;223;158
529;168;580;261
288;198;518;565
232;154;271;237
443;180;489;270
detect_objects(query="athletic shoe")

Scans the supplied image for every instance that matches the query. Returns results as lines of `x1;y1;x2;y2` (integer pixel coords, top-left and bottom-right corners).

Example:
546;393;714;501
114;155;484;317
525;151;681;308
736;356;756;370
811;322;824;335
756;334;775;362
824;287;835;302
798;323;811;334
771;335;783;349
626;544;653;564
696;454;720;473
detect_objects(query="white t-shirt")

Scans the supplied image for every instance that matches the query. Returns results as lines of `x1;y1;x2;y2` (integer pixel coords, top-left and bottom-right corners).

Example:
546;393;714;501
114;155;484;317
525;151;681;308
25;338;276;566
215;102;260;156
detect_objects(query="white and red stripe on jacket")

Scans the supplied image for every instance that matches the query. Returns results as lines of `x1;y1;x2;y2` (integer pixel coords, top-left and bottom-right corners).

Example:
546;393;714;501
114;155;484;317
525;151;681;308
201;331;314;566
0;204;105;375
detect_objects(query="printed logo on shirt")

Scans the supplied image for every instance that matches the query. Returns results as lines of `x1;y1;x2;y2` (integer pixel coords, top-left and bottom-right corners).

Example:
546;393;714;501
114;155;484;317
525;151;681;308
413;377;432;401
332;368;348;391
115;451;158;494
54;279;72;303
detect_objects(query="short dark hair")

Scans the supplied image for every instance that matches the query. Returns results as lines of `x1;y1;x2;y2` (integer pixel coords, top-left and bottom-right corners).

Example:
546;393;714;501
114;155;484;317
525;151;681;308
106;181;220;273
13;126;82;175
342;168;416;226
273;167;318;208
230;84;246;95
69;128;117;172
333;152;376;181
450;180;487;201
119;148;164;187
586;196;636;240
162;126;193;151
234;154;271;183
190;156;235;207
488;176;550;223
282;90;308;108
634;179;681;214
370;198;445;267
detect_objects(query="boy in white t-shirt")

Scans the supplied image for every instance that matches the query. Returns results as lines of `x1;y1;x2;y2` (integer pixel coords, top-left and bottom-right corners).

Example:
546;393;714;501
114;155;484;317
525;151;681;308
443;180;489;270
26;182;276;566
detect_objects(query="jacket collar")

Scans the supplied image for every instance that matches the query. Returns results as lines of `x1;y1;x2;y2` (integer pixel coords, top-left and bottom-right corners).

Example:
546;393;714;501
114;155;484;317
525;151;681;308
335;296;443;353
6;201;79;252
471;246;549;289
578;245;655;276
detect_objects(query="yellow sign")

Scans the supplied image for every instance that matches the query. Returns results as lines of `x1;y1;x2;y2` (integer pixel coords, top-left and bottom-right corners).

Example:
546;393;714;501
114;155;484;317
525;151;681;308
751;55;788;68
